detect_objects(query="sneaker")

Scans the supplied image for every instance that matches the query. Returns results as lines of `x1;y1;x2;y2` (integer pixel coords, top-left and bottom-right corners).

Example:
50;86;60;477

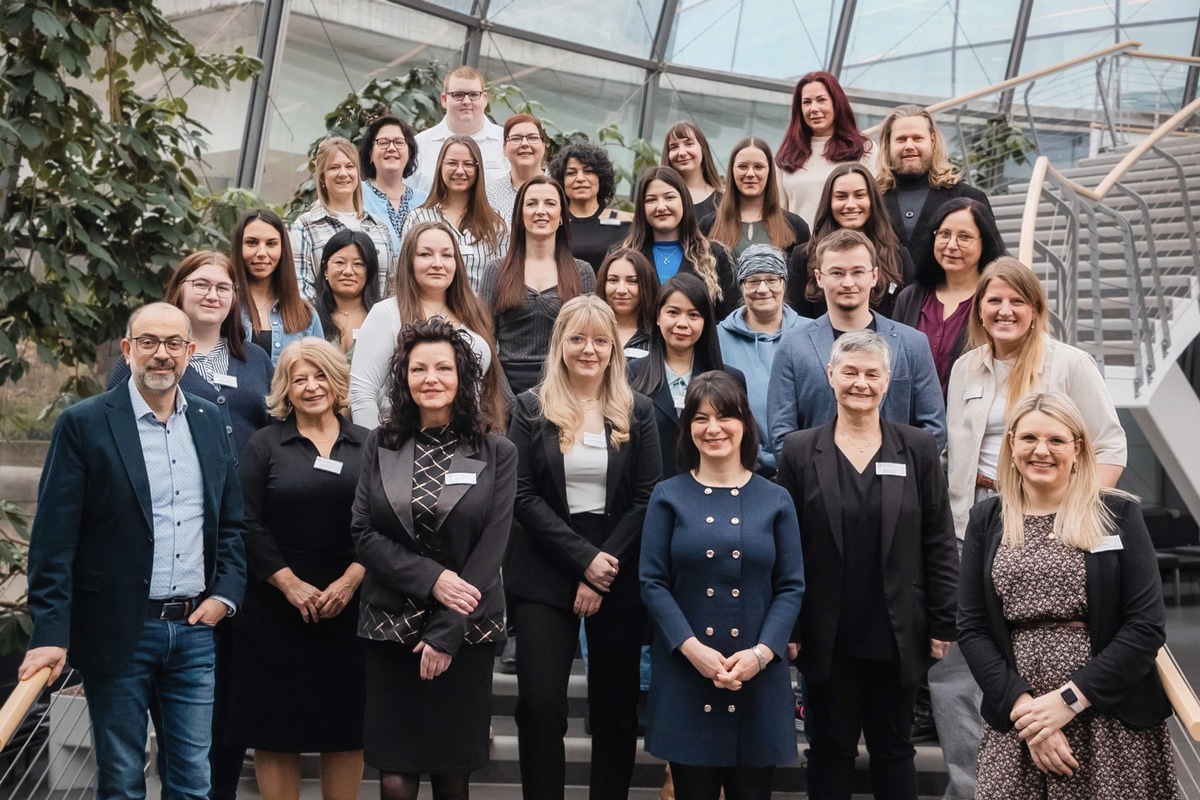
794;704;805;733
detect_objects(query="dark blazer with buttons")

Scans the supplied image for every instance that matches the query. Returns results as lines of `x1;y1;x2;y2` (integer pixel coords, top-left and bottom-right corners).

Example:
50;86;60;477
506;391;661;611
640;473;805;766
776;420;959;686
958;493;1171;732
627;359;746;481
351;429;516;656
26;385;248;676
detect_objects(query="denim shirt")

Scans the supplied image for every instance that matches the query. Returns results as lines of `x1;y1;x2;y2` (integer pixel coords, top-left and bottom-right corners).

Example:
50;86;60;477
241;305;324;365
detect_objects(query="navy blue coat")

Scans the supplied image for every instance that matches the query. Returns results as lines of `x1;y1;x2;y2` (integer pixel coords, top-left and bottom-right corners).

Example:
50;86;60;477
640;473;804;766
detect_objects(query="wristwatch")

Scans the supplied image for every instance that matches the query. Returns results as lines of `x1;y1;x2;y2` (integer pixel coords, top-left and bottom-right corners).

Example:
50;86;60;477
1059;685;1085;714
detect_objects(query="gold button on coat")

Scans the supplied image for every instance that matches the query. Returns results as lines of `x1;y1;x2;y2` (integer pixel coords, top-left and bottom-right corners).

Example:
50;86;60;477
731;589;740;597
706;588;714;597
706;516;714;523
732;550;741;559
704;487;712;495
706;549;715;558
704;704;712;712
731;489;739;496
731;517;740;524
731;628;739;637
728;705;736;712
705;627;714;635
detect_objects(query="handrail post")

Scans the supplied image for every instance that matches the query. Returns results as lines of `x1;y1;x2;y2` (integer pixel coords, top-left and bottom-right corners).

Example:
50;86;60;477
1150;144;1200;291
1110;182;1171;358
1096;58;1119;151
1022;81;1041;156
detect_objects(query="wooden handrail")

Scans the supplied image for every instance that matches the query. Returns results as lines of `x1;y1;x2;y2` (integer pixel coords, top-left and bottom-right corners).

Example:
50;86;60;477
1093;97;1200;197
1125;51;1200;66
0;666;50;751
1017;157;1052;265
1158;646;1200;740
863;40;1143;136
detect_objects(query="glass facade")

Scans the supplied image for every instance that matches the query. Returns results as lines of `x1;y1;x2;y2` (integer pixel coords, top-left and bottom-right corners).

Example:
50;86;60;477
157;0;1200;205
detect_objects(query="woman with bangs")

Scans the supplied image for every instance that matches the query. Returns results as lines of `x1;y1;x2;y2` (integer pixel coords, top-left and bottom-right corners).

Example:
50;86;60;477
402;134;508;292
313;228;383;355
595;248;660;360
622;167;738;319
479;174;596;396
350;220;501;431
661;121;724;220
233;208;323;365
702;136;810;262
507;295;661;800
790;162;911;319
959;392;1177;798
776;71;875;226
292;136;396;302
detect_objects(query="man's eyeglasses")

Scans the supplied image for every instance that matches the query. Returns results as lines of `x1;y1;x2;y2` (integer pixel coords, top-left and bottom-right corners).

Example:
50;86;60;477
819;267;874;281
183;279;234;298
447;91;484;102
131;336;191;355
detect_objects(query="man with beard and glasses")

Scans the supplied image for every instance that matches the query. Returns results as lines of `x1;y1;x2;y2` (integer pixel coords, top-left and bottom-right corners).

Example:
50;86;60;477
876;105;996;269
20;302;247;800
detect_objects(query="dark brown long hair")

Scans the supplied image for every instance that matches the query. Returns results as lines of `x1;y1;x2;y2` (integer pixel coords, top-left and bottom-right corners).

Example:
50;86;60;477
164;251;247;361
708;137;796;252
660;121;722;192
776;71;870;173
419;134;505;252
596;248;660;338
230;208;315;334
491;175;582;316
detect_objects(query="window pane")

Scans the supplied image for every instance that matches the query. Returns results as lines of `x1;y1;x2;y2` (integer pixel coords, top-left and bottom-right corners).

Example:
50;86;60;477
488;0;661;59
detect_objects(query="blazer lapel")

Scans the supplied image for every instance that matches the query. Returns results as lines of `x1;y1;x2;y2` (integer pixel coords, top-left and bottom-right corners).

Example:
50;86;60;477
604;421;625;512
651;383;680;429
107;390;154;531
435;440;486;531
813;424;844;558
878;422;904;561
543;421;570;514
917;186;946;234
379;437;417;539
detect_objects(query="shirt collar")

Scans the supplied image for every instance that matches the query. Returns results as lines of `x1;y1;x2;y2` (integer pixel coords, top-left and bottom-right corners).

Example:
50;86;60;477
127;376;187;421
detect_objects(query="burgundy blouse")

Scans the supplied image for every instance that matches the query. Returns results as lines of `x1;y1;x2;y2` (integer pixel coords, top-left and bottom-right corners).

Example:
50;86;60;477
917;290;971;397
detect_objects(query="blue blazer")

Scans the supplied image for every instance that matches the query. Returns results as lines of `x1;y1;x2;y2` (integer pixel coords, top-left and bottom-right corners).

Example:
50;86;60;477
640;474;804;767
27;385;248;675
765;312;946;456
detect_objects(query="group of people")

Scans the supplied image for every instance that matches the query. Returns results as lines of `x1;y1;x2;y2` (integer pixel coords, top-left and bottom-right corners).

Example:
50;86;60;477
16;62;1180;800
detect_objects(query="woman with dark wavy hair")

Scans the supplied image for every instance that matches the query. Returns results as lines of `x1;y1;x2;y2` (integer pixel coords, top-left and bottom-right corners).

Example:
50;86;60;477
776;71;875;225
351;317;517;800
314;228;383;355
549;139;632;272
359;115;427;254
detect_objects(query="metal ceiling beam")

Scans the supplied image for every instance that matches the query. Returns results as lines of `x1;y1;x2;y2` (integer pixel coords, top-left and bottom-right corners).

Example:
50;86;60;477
827;0;858;79
235;0;291;190
998;0;1035;116
1184;10;1200;107
637;0;680;143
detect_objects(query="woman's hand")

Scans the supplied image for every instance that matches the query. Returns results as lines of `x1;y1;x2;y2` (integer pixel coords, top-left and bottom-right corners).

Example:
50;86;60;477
413;641;452;680
574;583;603;618
725;645;775;686
930;639;951;659
316;563;365;620
584;552;620;592
1012;688;1083;746
432;570;481;616
1027;730;1079;777
268;568;321;623
787;643;800;661
679;638;736;689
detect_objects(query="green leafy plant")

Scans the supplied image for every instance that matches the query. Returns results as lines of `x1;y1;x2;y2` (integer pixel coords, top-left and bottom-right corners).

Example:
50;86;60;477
952;116;1035;193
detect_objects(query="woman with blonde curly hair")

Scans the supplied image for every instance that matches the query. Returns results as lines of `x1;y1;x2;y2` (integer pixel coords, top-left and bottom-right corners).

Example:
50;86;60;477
231;336;370;800
507;295;662;800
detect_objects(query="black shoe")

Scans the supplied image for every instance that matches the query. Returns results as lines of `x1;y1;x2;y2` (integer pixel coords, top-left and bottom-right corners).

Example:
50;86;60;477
498;637;517;674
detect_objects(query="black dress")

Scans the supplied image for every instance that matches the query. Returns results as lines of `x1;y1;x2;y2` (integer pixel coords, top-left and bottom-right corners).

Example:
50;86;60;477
229;416;368;752
567;208;629;272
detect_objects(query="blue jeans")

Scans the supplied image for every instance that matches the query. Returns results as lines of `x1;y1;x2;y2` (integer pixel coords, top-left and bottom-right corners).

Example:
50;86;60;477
81;618;217;800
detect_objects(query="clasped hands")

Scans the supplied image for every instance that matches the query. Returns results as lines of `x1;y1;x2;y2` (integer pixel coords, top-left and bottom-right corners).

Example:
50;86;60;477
272;564;366;623
1010;686;1088;777
680;638;773;691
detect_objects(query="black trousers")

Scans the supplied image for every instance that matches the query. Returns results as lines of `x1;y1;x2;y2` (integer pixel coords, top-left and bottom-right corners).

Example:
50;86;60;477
512;599;645;800
669;763;774;800
804;655;918;800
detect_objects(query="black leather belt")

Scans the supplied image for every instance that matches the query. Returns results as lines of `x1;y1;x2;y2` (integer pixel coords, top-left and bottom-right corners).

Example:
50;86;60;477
147;597;199;620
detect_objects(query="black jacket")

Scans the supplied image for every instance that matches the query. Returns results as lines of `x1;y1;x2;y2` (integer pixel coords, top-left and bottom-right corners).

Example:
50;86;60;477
958;494;1171;732
640;240;740;319
882;180;994;269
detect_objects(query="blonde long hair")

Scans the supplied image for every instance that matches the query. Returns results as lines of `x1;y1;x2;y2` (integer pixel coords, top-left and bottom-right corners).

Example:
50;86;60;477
968;257;1052;409
875;105;962;192
997;392;1125;550
535;295;634;453
267;337;351;420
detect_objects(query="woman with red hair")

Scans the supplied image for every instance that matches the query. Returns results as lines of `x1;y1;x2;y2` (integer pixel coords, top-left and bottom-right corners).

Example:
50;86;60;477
775;71;875;227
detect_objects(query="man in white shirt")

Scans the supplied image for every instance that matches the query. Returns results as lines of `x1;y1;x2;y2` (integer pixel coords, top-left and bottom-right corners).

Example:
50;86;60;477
411;66;507;194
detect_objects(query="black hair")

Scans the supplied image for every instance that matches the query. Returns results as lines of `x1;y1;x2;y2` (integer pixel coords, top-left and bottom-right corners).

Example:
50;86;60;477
913;198;1006;289
314;229;382;345
676;371;759;472
358;115;419;181
631;273;725;396
548;139;617;210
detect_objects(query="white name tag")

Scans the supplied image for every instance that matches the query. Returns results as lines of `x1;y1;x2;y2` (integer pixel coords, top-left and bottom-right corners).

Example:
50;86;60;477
599;215;622;227
962;386;984;401
446;472;477;486
888;282;898;295
582;432;607;449
876;462;907;477
672;394;686;410
624;347;649;359
213;373;238;388
1091;535;1124;553
351;328;361;340
313;457;343;474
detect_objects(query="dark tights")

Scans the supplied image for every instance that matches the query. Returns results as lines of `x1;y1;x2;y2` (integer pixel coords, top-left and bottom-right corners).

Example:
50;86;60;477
379;772;470;800
669;763;774;800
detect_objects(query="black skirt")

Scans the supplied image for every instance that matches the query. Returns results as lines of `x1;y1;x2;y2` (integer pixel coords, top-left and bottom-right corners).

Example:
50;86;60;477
363;639;498;773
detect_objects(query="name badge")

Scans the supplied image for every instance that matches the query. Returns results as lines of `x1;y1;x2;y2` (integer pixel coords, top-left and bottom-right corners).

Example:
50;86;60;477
599;215;622;227
888;282;898;295
446;472;477;486
213;374;238;388
876;462;907;477
624;347;649;359
1091;535;1124;553
582;432;607;449
962;386;984;401
351;328;361;340
314;457;343;474
672;394;686;411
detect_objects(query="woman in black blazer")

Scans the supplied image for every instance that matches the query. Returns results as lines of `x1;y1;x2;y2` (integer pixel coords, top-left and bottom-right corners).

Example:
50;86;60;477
776;330;958;800
630;274;745;481
351;317;517;800
957;392;1177;798
507;295;662;800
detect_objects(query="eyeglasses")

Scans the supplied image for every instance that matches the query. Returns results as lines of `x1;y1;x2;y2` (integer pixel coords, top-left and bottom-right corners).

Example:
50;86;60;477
743;276;783;289
131;335;191;355
505;134;543;145
374;137;407;151
820;267;875;281
934;229;978;247
183;279;234;298
443;160;477;173
447;90;484;102
565;334;615;350
1010;432;1077;452
328;258;366;274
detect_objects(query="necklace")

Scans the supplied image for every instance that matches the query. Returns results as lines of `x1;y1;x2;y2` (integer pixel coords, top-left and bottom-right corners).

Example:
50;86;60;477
838;430;878;454
579;397;599;409
422;303;449;319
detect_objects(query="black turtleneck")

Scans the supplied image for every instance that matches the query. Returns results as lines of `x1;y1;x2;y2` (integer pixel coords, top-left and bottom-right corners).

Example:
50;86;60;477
894;172;931;238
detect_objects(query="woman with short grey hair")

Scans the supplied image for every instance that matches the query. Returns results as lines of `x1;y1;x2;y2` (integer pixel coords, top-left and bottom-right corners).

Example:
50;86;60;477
827;328;892;375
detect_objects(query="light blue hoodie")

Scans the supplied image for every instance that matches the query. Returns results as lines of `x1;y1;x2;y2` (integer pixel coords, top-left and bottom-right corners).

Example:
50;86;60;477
717;304;803;472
